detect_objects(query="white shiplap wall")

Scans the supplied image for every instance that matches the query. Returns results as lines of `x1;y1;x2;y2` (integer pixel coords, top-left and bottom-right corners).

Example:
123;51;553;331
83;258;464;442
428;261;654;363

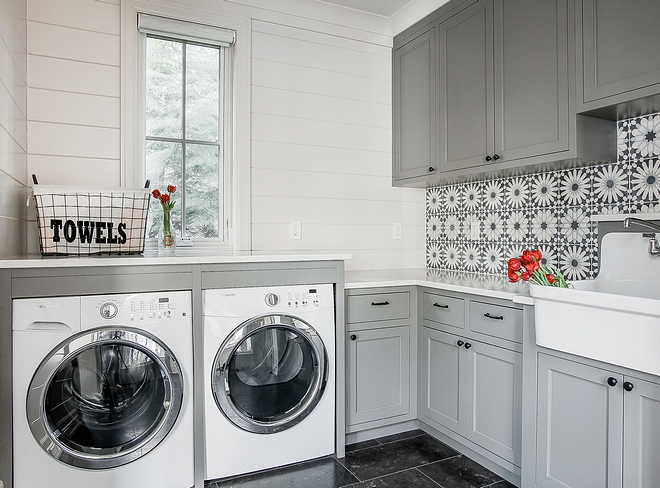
27;0;121;186
250;21;424;270
24;0;425;269
0;0;27;257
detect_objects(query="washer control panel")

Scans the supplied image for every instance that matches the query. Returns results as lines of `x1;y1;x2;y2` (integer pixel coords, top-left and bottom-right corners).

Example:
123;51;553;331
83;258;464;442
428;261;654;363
82;291;192;326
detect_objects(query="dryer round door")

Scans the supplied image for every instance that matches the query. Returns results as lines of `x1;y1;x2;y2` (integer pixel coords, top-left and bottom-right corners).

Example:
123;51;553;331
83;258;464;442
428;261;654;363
26;326;184;469
211;314;328;434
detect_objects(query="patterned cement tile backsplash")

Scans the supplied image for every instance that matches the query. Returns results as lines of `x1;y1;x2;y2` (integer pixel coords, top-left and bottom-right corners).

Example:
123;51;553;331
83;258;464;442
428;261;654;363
426;113;660;280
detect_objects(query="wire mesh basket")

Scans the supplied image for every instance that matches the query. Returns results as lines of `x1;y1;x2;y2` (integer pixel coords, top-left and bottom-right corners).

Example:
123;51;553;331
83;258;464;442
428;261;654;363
33;183;151;256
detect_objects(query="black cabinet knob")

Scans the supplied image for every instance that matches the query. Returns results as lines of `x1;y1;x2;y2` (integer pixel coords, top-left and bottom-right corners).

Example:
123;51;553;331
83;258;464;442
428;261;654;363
456;340;464;347
350;334;357;341
607;377;618;387
623;381;635;392
493;154;500;161
464;342;472;349
485;155;492;162
428;166;435;172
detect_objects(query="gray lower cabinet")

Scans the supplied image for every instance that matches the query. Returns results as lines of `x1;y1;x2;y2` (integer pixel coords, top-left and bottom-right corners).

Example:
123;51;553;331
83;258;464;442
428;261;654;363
578;0;660;114
418;290;523;471
536;353;660;488
347;326;411;425
420;326;522;466
345;288;416;432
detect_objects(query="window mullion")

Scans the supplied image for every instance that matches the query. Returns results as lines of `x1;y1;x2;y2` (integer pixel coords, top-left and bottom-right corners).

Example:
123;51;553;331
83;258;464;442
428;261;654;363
181;42;187;239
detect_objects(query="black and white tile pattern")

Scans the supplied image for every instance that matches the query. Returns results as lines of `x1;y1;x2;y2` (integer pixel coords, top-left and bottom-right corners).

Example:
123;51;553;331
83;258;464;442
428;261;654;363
426;112;660;280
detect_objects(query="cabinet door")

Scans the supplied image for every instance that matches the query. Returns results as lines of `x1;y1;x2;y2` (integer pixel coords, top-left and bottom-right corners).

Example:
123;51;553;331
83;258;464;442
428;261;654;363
493;0;569;162
623;377;660;488
419;327;465;435
536;354;623;488
393;27;437;181
466;341;522;467
347;326;410;426
581;0;660;104
438;0;494;172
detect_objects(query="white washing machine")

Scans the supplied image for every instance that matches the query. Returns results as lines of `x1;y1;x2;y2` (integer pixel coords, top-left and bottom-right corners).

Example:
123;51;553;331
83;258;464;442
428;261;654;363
12;291;194;488
202;284;336;481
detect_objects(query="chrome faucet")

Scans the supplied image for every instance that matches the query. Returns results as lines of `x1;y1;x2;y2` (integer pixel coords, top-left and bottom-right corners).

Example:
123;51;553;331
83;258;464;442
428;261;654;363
623;218;660;256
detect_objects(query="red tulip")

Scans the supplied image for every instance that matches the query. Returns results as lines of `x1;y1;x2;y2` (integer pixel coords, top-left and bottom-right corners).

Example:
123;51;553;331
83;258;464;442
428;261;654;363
508;270;519;282
152;189;161;199
532;249;542;261
533;261;540;271
546;274;555;284
167;184;176;193
160;194;170;204
508;258;521;271
524;263;535;274
521;271;531;281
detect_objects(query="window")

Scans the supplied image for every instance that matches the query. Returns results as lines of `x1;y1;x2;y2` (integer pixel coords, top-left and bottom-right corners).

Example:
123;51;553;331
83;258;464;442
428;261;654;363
138;14;235;244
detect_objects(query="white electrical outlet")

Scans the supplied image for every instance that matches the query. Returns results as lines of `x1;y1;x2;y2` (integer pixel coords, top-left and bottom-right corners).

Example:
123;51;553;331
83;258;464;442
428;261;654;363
470;221;480;240
393;223;403;240
289;221;301;239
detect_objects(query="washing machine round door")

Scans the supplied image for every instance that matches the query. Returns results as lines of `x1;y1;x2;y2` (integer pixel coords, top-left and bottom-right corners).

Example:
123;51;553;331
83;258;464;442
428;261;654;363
211;314;328;434
26;326;183;469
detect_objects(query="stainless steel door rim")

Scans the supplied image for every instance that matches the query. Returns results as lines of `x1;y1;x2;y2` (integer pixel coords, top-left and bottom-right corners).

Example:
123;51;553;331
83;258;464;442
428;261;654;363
211;314;328;434
27;326;183;469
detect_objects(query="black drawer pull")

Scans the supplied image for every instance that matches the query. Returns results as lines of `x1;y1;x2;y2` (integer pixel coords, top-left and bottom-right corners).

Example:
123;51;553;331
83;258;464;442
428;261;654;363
371;301;390;306
484;313;504;320
433;303;449;309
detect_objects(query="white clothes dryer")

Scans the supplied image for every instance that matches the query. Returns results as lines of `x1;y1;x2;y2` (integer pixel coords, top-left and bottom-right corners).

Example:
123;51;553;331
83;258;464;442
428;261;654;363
12;291;194;488
202;284;335;481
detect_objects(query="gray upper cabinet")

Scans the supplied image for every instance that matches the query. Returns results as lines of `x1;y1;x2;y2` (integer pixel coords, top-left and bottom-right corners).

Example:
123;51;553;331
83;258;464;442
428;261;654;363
536;352;660;488
438;0;493;172
578;0;660;116
393;27;437;181
441;0;570;172
393;0;616;187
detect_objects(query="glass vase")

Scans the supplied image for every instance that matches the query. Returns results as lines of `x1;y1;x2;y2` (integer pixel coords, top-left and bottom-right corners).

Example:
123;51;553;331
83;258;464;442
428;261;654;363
158;207;176;255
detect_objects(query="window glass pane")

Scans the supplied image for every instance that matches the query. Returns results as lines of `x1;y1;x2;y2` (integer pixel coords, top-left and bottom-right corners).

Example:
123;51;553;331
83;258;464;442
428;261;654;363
185;143;220;238
185;44;220;142
146;140;182;238
146;37;183;139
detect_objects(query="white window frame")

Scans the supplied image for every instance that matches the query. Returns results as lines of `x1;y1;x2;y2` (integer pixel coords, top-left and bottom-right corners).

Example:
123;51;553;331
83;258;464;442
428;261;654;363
121;0;251;252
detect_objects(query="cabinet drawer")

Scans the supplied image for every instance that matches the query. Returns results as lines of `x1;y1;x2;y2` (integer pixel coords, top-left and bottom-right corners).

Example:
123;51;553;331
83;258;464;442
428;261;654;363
346;292;409;324
469;301;522;343
422;292;465;330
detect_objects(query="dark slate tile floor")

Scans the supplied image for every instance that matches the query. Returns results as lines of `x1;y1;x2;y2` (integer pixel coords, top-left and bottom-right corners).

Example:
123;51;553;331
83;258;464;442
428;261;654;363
204;430;517;488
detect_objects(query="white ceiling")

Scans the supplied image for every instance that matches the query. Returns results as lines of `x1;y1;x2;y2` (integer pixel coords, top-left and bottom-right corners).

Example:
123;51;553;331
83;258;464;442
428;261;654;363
317;0;415;17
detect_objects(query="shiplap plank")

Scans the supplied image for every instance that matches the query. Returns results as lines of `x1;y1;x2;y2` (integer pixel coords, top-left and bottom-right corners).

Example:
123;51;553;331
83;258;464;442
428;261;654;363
0;215;26;256
251;195;424;225
27;55;119;96
251;222;425;250
0;124;26;182
28;154;121;186
251;168;421;203
252;30;390;81
27;0;119;35
252;113;390;152
252;86;389;129
0;80;26;149
28;21;119;66
28;88;119;128
0;167;27;220
252;140;391;176
27;121;119;159
252;59;390;105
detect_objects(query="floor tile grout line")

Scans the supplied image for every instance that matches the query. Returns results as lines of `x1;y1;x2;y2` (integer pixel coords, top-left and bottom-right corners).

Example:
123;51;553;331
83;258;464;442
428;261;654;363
414;467;445;487
334;455;362;483
346;431;428;454
339;466;443;488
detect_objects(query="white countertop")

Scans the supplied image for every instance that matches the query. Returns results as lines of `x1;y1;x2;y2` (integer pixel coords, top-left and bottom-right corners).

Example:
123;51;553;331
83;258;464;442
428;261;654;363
345;268;533;305
0;251;353;269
